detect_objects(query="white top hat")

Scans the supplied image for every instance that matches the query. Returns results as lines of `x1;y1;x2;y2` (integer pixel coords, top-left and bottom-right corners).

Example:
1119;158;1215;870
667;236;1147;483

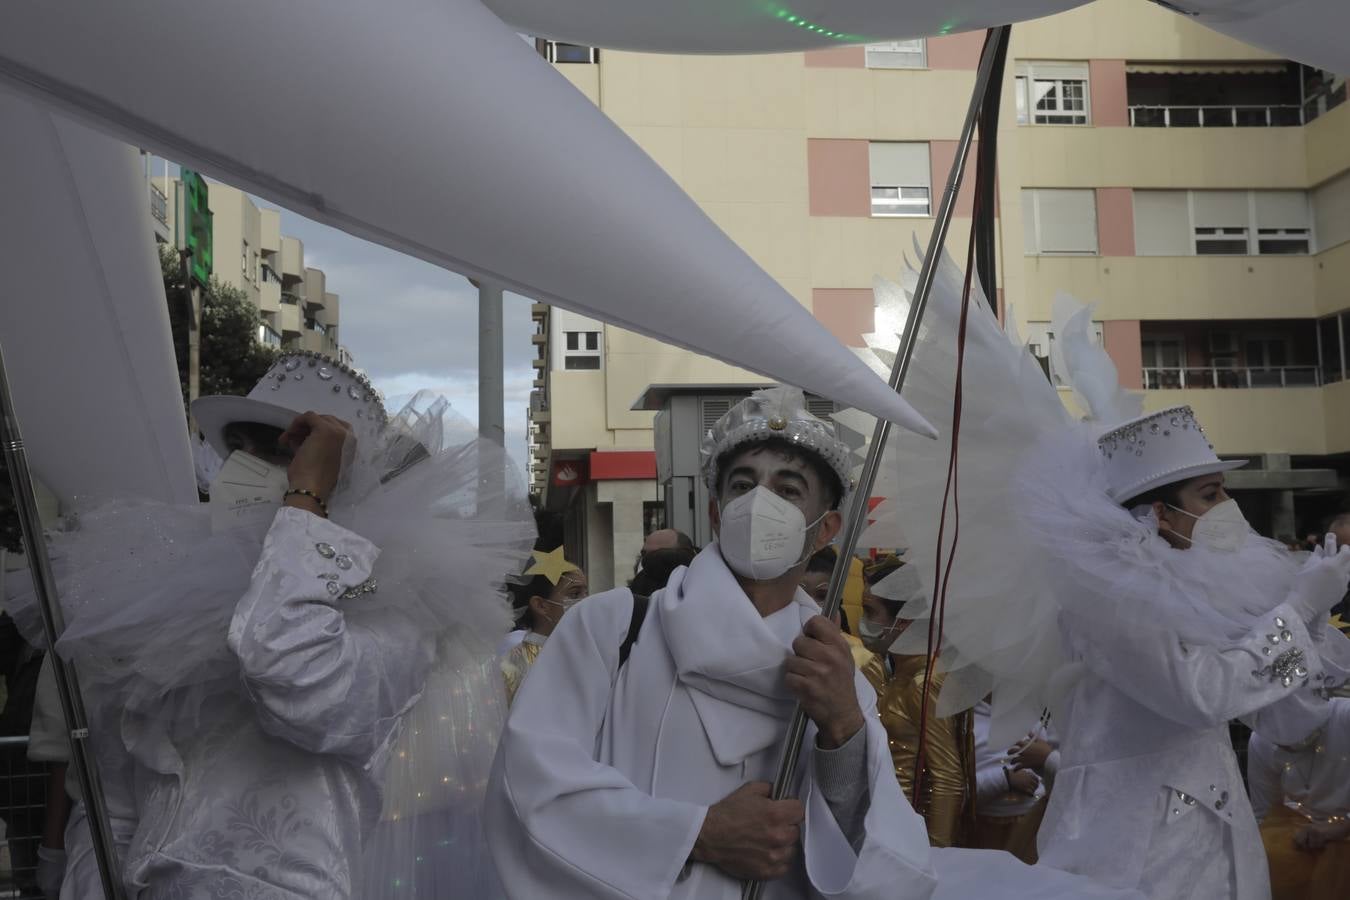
1097;405;1246;504
192;350;388;458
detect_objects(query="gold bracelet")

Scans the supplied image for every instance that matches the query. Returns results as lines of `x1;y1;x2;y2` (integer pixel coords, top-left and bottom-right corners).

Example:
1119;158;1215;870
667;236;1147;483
283;488;329;518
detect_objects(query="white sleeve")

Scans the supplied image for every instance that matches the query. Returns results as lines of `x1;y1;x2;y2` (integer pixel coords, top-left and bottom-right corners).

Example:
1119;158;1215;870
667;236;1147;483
484;591;707;900
801;674;939;900
227;507;436;766
1245;732;1281;822
971;706;1010;805
1077;602;1322;730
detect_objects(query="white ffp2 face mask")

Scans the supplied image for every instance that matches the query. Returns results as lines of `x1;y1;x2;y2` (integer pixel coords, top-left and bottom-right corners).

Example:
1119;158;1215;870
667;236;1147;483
1166;498;1250;552
209;450;291;533
717;485;825;581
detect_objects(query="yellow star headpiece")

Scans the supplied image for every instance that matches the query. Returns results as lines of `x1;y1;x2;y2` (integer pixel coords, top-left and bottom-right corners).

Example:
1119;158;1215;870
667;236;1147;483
524;546;580;586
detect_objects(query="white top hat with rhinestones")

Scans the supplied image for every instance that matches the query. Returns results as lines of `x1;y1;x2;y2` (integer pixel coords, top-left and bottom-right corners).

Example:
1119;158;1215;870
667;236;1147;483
1097;405;1246;504
192;350;388;458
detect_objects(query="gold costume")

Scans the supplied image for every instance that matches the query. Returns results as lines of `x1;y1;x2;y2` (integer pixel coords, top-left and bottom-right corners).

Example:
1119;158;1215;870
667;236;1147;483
502;634;545;706
862;653;975;847
1260;804;1350;900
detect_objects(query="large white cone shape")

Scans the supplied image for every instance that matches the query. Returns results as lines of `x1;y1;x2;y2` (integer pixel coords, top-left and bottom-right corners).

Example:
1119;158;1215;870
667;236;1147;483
0;0;935;438
486;0;1350;73
1180;0;1350;75
484;0;1085;53
0;89;196;508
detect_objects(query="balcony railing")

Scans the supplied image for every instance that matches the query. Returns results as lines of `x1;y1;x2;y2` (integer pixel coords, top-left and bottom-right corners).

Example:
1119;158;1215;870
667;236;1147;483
1128;104;1303;128
150;181;169;225
281;291;301;305
1143;365;1321;389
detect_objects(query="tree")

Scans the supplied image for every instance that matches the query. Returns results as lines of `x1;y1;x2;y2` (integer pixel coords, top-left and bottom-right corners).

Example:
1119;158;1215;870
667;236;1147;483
160;245;277;410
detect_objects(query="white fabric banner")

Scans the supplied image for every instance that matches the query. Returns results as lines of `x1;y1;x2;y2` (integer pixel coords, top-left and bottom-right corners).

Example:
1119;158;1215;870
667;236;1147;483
0;0;933;436
0;89;196;507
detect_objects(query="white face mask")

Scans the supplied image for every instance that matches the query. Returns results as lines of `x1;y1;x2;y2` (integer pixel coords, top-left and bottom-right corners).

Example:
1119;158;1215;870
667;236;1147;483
1165;498;1250;553
856;617;888;642
209;451;290;533
717;485;826;581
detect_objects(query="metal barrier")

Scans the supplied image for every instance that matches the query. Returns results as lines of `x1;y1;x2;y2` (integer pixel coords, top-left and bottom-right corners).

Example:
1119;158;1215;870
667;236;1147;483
0;735;44;900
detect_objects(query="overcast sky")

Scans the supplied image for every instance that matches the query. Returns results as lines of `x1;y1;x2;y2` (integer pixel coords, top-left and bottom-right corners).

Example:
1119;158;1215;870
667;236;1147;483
159;158;536;475
264;205;536;471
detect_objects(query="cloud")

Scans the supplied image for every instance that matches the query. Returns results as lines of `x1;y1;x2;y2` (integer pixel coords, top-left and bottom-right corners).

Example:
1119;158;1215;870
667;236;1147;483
256;201;537;475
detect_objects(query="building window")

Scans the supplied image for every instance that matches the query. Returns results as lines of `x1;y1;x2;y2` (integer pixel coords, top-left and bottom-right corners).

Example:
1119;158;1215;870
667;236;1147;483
1141;335;1186;389
1135;190;1313;256
241;239;250;278
868;142;931;217
865;39;926;69
257;322;283;348
1015;62;1091;125
642;501;667;536
1021;189;1098;255
563;330;602;369
537;40;598;63
1317;312;1346;384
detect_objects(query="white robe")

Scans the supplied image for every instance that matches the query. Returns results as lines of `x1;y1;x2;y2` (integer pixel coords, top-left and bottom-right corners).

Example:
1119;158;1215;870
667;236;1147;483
486;546;1147;900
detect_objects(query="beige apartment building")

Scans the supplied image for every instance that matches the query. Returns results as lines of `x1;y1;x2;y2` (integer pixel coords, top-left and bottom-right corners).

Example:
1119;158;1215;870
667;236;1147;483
525;0;1350;591
152;175;344;358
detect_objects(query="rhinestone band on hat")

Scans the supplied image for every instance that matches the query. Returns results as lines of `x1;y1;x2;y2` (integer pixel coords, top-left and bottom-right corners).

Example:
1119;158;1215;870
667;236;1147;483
1097;405;1214;461
267;349;389;428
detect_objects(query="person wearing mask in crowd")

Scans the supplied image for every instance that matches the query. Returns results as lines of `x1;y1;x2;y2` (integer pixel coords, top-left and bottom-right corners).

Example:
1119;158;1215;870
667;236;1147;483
799;546;872;670
1248;693;1350;900
630;544;697;598
484;385;1144;900
502;547;588;704
6;355;533;898
859;257;1350;900
856;554;974;849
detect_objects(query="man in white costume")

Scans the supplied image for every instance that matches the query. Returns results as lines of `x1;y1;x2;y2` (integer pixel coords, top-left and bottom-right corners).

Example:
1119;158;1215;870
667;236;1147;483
485;386;1147;900
13;353;531;898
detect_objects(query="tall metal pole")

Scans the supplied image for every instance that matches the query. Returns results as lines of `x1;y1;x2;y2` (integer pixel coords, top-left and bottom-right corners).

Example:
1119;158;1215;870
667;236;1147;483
0;339;127;900
478;280;505;447
742;25;1011;899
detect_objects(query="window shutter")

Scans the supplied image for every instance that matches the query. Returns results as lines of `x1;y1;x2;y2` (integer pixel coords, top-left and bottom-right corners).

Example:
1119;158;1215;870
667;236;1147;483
1035;189;1098;253
1191;191;1248;227
868;142;931;189
1254;191;1309;229
1133;191;1192;256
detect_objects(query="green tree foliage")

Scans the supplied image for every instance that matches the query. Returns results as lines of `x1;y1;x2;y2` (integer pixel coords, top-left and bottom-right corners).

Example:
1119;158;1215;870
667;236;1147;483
159;245;276;409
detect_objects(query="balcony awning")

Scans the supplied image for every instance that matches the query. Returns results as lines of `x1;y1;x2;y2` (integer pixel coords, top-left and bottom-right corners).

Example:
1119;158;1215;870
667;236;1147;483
1126;61;1290;76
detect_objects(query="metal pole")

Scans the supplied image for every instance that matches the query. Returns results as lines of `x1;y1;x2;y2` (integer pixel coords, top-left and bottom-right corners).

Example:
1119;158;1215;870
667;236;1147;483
478;281;505;447
0;339;127;900
742;25;1011;899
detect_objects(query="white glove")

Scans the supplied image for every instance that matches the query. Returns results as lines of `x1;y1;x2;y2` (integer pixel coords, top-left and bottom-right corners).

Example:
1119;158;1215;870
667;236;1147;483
36;844;66;900
1286;534;1350;628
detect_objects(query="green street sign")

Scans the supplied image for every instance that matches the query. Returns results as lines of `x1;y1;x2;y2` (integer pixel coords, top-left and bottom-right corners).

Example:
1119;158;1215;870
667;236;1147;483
182;169;213;287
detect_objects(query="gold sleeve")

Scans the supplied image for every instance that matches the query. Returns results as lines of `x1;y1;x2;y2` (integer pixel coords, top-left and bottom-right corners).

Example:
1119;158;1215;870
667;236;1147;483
897;673;970;848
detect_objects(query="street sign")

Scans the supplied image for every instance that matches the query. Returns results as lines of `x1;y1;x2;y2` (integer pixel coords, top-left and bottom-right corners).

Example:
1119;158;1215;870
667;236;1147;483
181;169;213;287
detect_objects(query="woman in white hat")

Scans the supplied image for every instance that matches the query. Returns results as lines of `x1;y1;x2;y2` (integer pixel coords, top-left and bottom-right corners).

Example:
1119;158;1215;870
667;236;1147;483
861;248;1350;900
11;352;534;899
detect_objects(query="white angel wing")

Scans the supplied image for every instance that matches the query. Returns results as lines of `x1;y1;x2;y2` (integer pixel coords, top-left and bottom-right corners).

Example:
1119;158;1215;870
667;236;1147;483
852;241;1077;747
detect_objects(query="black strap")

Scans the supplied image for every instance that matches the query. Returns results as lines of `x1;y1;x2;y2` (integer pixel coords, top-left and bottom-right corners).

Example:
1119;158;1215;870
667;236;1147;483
618;591;649;669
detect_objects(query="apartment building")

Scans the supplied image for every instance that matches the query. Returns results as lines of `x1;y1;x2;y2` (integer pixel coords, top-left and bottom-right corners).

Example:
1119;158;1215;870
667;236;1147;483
525;0;1350;591
155;177;343;357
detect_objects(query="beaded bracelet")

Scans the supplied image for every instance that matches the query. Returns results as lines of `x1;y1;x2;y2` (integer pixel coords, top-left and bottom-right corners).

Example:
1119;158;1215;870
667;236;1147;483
284;488;329;518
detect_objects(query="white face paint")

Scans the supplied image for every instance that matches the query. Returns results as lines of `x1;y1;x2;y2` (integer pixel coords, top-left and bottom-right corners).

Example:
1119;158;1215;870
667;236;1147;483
1165;498;1250;553
209;450;290;533
717;485;825;581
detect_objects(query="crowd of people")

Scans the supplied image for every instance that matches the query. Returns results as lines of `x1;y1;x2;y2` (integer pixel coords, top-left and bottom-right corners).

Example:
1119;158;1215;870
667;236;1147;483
1;335;1348;899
